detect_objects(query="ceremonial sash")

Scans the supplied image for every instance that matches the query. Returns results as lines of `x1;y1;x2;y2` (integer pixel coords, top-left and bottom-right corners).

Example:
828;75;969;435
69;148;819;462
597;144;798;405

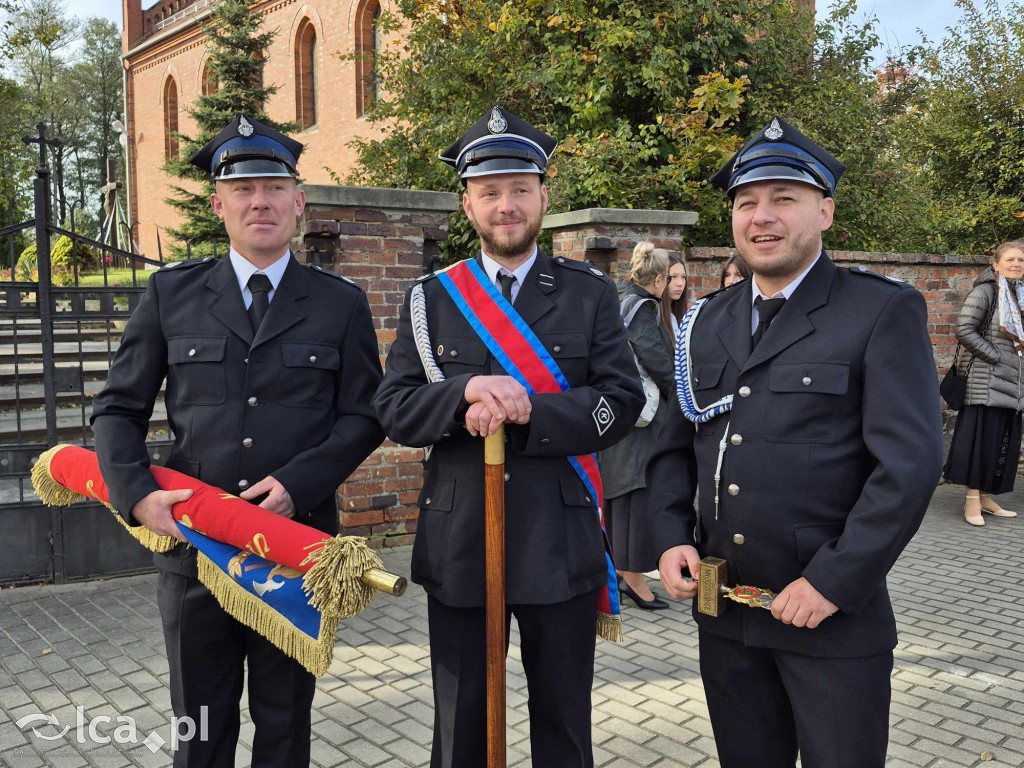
31;445;389;676
436;258;622;641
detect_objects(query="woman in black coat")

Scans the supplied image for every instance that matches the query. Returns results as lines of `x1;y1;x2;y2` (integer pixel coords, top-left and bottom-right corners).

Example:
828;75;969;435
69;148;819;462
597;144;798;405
602;242;676;609
944;240;1024;525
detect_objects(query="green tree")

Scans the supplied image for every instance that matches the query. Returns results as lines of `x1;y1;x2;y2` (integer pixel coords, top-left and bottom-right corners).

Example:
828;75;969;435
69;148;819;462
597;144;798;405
162;0;297;260
345;0;942;256
900;0;1024;253
69;18;124;226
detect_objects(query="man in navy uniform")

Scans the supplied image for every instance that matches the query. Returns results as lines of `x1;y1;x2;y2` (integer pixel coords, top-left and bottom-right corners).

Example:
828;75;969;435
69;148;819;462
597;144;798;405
91;114;384;767
653;117;944;767
373;107;644;768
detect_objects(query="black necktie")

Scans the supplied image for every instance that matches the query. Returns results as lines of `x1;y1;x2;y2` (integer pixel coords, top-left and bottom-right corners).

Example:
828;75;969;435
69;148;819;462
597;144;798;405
247;273;272;333
752;296;786;349
497;273;516;303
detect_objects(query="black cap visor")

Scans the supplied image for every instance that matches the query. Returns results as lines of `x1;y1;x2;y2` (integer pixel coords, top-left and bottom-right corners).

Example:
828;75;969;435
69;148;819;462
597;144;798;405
461;157;544;180
728;164;829;197
214;157;297;180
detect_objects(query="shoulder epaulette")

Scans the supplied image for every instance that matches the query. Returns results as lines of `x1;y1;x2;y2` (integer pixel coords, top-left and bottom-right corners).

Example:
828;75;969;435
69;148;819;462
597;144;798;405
306;263;359;287
552;256;607;280
158;256;215;272
415;269;440;284
847;265;908;286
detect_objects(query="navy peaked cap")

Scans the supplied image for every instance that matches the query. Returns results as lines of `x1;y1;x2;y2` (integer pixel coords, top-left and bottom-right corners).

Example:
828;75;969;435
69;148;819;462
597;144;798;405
710;117;846;198
189;114;303;180
440;107;557;181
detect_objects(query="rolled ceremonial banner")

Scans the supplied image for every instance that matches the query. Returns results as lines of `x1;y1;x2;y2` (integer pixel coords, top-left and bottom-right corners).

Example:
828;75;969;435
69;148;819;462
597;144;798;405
31;444;406;676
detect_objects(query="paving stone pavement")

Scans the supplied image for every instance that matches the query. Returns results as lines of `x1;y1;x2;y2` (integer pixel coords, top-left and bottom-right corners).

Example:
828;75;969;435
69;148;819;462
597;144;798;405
1;482;1022;768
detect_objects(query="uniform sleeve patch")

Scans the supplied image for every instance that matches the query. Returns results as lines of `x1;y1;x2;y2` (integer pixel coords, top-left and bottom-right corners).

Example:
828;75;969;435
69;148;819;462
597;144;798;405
592;396;615;436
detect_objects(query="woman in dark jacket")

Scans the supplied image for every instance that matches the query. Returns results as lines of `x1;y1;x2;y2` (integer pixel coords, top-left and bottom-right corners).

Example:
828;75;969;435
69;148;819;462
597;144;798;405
944;240;1024;525
602;242;675;609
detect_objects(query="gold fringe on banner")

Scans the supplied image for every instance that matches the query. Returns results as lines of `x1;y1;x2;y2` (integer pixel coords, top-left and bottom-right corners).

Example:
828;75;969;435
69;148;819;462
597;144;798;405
301;536;384;618
597;613;624;643
198;555;338;677
31;444;178;553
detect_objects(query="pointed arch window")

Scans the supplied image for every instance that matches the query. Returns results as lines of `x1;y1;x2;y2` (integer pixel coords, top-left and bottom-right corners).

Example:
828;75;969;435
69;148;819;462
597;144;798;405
295;19;317;129
355;0;381;117
201;61;217;96
163;77;179;159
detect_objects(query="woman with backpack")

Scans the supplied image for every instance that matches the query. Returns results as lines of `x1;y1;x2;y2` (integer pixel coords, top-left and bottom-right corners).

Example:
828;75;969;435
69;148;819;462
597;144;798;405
601;242;677;610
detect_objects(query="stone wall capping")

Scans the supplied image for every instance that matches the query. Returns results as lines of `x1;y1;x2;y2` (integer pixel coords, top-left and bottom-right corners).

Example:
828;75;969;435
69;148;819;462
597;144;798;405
301;185;460;213
542;207;699;230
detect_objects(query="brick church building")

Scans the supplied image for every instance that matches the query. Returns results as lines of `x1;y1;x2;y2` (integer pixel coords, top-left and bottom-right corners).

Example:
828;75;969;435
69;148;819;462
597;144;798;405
120;0;389;258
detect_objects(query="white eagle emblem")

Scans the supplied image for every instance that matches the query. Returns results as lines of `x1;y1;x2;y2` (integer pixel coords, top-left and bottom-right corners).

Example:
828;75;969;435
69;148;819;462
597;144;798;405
237;115;255;138
763;118;784;141
487;107;507;134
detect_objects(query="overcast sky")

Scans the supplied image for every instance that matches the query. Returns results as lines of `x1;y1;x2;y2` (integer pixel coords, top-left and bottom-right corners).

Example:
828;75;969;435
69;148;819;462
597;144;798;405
63;0;976;60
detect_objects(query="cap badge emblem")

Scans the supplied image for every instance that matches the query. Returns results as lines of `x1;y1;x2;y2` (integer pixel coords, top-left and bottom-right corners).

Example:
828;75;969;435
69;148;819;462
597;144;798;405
764;118;784;141
237;115;255;138
487;107;507;135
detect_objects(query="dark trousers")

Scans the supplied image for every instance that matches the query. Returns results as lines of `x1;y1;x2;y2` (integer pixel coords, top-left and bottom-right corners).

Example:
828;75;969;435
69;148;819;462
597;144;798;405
158;571;316;768
427;589;599;768
699;632;893;768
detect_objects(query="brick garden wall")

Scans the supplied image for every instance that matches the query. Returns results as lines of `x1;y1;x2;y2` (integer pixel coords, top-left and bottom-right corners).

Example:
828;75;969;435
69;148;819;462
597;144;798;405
299;194;992;544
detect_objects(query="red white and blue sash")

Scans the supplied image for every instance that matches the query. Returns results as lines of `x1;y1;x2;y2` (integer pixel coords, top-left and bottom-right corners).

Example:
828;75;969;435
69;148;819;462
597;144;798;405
436;258;622;640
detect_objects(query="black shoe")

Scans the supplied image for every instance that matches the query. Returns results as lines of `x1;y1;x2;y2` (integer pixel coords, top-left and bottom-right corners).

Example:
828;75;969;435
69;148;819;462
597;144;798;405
619;580;669;610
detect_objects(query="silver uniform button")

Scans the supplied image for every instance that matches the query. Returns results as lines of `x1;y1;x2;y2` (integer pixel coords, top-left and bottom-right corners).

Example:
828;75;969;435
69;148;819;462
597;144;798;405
248;396;258;406
242;438;253;448
309;355;317;364
450;350;458;358
728;484;739;496
802;377;812;386
553;345;562;353
738;386;751;397
733;533;745;545
424;498;431;505
238;479;249;489
188;348;196;357
504;473;510;481
730;434;743;446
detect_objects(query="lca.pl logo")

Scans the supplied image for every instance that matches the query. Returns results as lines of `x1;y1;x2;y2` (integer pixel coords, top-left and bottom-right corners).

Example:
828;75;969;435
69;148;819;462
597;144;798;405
16;706;209;753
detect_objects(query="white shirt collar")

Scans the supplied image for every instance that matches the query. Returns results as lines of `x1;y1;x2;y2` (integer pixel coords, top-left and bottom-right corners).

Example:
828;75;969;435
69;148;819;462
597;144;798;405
480;247;538;289
229;248;290;305
751;253;820;304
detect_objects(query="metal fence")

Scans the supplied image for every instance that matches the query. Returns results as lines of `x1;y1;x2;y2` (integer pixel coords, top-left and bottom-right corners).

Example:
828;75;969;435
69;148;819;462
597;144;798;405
0;125;172;584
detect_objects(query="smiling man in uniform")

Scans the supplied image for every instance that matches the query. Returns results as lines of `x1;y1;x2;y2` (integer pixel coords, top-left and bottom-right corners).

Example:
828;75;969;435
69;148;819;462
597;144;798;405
652;117;944;768
91;114;384;767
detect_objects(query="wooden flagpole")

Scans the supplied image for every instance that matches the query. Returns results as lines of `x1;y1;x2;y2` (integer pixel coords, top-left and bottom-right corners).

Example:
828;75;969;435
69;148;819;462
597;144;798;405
484;425;506;768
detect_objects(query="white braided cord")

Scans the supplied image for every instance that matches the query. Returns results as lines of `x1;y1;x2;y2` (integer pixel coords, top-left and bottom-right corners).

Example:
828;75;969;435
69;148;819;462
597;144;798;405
410;282;445;385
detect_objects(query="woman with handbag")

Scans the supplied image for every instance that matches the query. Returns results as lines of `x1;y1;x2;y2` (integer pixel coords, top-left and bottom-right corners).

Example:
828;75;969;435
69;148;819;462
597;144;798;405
602;242;676;609
944;240;1024;525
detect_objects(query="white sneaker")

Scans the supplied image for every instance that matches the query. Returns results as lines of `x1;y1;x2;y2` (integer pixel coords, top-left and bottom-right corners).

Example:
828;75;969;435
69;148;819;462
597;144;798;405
643;570;659;579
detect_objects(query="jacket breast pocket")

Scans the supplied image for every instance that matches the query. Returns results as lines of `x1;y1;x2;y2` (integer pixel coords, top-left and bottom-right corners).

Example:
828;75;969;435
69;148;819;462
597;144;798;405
435;336;489;376
765;362;849;443
167;336;227;405
278;341;340;409
540;332;588;381
412;477;455;586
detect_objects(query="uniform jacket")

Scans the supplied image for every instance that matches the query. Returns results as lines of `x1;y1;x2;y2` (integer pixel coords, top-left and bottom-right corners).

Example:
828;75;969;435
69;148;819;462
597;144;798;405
956;267;1024;410
601;281;675;500
649;254;944;658
91;255;385;575
372;251;645;607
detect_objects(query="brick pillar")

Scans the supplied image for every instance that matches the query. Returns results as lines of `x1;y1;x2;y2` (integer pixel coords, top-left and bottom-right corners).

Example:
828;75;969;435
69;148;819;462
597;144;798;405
298;185;459;547
121;0;143;51
542;208;699;280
